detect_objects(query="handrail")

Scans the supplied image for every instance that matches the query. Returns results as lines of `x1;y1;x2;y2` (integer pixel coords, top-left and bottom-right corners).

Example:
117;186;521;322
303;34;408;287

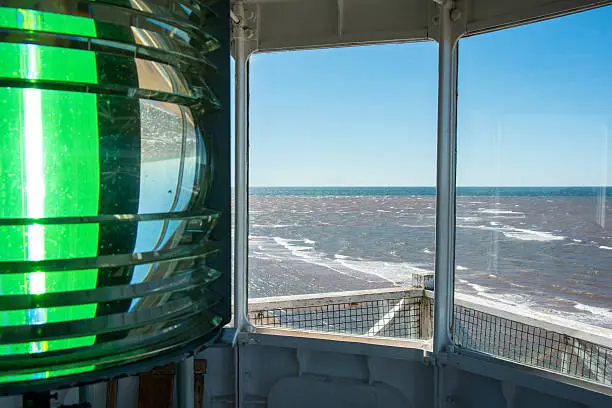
249;287;425;311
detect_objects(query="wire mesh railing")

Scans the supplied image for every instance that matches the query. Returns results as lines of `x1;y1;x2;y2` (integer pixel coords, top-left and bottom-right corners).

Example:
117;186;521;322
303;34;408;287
453;303;612;385
249;288;430;340
249;286;612;386
251;297;422;338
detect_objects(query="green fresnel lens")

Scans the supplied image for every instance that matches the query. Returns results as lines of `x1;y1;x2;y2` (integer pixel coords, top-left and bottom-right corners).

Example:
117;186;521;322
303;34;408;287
0;1;229;391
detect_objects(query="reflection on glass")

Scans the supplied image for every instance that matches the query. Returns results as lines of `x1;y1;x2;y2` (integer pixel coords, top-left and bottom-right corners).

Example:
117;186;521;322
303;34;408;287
136;59;192;96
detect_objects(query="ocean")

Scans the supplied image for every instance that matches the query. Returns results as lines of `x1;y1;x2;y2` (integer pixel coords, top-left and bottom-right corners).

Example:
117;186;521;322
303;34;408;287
247;187;612;329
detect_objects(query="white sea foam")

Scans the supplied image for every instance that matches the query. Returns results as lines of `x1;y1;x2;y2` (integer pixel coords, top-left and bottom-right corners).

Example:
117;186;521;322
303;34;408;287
457;216;482;222
458;279;486;292
599;245;612;250
465;281;490;294
250;250;284;261
252;224;292;228
261;236;426;284
272;237;314;254
336;259;431;284
264;236;359;278
574;303;612;319
456;265;469;271
479;209;524;215
423;248;434;254
501;227;566;242
456;284;533;308
573;239;583;243
456;280;536;307
464;224;566;242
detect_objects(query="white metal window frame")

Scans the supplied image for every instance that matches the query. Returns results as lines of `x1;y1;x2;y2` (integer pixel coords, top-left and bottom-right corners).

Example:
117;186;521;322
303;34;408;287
230;0;612;406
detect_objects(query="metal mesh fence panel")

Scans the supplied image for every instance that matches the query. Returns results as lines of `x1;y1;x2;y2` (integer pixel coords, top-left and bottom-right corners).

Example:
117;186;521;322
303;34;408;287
250;296;424;339
454;304;612;385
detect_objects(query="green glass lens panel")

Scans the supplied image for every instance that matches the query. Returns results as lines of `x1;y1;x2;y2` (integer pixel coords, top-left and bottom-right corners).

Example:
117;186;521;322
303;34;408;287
0;365;95;384
0;7;96;37
0;43;97;83
0;0;226;390
0;10;100;380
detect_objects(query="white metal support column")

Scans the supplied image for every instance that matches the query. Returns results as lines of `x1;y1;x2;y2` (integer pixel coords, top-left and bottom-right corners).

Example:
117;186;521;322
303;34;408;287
232;2;254;340
433;0;462;407
232;3;257;407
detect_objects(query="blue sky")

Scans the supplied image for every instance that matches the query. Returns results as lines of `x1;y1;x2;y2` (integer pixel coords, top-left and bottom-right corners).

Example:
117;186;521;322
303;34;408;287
240;6;612;187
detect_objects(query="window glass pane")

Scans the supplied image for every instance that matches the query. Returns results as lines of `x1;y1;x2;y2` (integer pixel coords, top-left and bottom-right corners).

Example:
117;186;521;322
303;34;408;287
248;43;437;340
455;6;612;384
